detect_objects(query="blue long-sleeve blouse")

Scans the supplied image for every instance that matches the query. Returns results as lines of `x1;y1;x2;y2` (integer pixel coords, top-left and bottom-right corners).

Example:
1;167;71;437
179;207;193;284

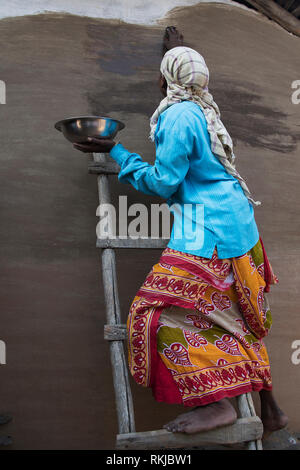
109;101;259;259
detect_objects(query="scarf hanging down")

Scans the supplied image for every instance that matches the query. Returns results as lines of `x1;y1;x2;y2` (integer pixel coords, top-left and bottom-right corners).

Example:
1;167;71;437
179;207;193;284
149;46;261;207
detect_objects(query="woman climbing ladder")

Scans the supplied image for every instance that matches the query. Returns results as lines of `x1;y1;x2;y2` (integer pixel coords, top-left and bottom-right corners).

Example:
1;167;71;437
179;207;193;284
75;26;288;437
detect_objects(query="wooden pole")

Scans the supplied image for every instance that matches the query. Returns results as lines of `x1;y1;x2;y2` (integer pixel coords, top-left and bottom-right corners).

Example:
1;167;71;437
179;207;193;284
246;0;300;37
236;393;263;450
94;152;135;436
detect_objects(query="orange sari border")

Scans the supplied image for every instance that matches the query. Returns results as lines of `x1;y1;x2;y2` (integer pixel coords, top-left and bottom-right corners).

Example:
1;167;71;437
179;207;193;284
173;359;272;406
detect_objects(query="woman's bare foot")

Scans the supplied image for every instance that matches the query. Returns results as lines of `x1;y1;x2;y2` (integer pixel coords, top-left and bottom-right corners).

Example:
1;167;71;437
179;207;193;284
259;390;289;438
162;26;184;56
163;399;237;434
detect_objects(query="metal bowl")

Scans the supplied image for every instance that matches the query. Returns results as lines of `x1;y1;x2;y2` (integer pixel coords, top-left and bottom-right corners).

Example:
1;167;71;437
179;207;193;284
54;116;125;143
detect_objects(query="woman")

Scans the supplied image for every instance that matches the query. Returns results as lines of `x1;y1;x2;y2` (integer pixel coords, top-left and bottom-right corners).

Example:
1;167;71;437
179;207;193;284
75;27;288;436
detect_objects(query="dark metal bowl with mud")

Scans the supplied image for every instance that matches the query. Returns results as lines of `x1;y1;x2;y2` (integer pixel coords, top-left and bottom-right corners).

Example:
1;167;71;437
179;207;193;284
54;116;125;143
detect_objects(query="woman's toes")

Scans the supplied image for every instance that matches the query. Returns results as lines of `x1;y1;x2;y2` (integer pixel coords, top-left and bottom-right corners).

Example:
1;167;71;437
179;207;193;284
173;422;186;433
163;417;186;433
163;422;173;431
163;419;179;432
175;424;186;433
170;424;179;433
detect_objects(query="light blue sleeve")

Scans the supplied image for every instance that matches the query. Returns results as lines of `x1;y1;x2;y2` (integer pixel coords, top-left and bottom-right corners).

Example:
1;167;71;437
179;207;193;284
109;115;192;199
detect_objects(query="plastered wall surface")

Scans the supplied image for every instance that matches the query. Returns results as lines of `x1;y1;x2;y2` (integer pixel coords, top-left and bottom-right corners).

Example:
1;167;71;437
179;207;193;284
0;2;299;449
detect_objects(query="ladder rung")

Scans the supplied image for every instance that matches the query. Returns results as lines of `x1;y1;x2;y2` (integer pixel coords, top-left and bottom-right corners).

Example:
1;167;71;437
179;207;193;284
97;237;169;249
104;324;127;341
88;161;120;175
116;416;263;450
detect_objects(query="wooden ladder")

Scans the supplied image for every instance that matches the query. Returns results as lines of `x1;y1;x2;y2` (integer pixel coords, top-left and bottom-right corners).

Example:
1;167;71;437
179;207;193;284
90;152;263;451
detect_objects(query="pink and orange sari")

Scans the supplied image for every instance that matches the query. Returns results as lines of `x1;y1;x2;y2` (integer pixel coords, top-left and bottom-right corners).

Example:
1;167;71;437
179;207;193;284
127;237;278;407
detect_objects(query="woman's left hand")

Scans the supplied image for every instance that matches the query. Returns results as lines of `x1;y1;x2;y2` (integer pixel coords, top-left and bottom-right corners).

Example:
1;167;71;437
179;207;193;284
73;137;116;153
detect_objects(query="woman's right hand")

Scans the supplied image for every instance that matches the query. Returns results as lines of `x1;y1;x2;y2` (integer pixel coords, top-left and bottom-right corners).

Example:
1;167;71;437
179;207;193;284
162;26;184;56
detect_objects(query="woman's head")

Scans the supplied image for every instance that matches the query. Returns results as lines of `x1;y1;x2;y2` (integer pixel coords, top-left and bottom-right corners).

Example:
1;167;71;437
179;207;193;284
159;46;209;97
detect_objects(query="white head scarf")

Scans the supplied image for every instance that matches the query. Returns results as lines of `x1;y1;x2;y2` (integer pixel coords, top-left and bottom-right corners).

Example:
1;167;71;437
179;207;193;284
150;46;261;207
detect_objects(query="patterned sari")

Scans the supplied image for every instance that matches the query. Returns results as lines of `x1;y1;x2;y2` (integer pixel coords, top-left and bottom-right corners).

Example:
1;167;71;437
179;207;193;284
127;237;278;407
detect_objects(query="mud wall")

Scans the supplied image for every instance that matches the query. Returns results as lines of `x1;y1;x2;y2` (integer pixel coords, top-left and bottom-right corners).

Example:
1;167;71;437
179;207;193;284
0;3;299;449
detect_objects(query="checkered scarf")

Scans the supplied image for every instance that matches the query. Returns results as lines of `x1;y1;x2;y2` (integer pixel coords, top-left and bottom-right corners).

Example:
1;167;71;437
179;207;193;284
150;47;261;207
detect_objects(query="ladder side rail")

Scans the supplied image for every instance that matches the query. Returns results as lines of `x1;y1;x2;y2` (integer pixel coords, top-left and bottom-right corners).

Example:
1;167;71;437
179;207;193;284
245;392;263;450
236;393;262;450
94;152;135;435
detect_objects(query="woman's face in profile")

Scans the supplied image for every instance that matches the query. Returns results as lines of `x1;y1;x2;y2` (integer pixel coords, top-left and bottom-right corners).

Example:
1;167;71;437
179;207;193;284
158;73;167;97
